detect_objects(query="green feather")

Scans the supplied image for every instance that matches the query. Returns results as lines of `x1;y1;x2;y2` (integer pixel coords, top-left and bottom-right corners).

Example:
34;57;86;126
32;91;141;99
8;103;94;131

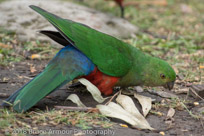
12;46;89;112
13;65;70;112
30;5;176;89
30;5;132;77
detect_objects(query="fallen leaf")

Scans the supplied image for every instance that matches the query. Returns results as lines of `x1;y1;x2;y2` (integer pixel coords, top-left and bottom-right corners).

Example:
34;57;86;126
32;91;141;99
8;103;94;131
200;66;204;69
167;108;175;118
97;102;154;130
30;65;37;73
147;89;178;98
134;93;152;117
0;43;12;49
116;95;154;129
165;108;175;125
78;78;107;103
67;94;86;107
3;77;9;82
134;86;144;93
116;94;142;117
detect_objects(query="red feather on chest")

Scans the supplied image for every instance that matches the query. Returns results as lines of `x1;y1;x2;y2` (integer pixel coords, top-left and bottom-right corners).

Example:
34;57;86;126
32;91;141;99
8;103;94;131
83;67;119;95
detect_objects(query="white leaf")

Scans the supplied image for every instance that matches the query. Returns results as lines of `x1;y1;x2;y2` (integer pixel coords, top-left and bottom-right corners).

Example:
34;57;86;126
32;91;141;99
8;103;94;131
134;93;152;117
97;102;154;130
167;108;175;118
116;94;153;129
78;78;107;103
97;102;138;126
67;94;86;107
116;94;141;117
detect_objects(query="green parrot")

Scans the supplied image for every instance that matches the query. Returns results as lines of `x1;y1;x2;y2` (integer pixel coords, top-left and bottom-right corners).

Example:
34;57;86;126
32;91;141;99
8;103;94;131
2;5;176;112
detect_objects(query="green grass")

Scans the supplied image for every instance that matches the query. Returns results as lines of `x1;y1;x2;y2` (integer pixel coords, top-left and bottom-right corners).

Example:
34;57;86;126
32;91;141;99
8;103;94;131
0;27;58;66
0;108;113;135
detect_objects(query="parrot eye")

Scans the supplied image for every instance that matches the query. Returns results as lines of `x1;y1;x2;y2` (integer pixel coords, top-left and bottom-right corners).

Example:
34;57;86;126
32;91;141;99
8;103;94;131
160;74;166;79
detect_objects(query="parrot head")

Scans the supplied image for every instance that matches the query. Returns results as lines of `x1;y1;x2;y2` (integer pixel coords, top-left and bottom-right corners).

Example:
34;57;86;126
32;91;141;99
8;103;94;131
143;57;176;90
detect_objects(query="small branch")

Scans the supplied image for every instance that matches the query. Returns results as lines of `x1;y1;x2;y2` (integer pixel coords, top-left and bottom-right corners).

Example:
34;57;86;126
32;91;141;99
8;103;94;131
190;88;204;101
0;81;8;83
16;120;31;128
180;101;199;119
200;119;204;130
54;106;99;112
105;90;121;105
0;93;10;98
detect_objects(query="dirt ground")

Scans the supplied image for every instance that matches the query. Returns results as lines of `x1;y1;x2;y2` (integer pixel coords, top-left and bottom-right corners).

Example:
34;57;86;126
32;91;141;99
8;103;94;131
0;60;204;136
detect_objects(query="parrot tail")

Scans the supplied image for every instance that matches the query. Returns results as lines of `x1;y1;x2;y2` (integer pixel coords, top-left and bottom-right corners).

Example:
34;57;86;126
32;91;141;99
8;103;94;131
2;45;95;112
2;67;69;112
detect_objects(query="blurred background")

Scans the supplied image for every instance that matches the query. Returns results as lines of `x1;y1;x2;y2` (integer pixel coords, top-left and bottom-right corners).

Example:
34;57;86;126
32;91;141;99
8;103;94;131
0;0;203;82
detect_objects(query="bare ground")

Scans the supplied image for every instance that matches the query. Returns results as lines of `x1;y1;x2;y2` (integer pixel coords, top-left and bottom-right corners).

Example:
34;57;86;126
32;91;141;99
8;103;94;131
0;60;204;136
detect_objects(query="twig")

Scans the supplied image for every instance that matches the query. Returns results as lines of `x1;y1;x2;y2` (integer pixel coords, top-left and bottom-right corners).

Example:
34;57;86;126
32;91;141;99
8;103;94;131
180;101;199;119
200;119;204;130
190;88;204;101
105;90;121;105
0;93;10;98
147;89;178;98
54;106;99;112
0;81;8;83
16;120;31;128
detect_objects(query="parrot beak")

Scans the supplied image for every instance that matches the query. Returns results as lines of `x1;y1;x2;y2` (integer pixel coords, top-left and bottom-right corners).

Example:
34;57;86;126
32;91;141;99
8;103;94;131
164;81;175;90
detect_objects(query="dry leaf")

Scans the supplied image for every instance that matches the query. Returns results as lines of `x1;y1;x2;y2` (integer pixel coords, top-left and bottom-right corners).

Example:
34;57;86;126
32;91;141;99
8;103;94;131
78;78;107;103
134;93;152;117
134;86;144;93
3;77;9;82
30;65;37;73
116;94;142;117
0;43;12;49
147;89;178;98
167;108;175;118
67;94;86;107
165;108;175;125
97;102;154;130
116;95;153;129
97;102;138;126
